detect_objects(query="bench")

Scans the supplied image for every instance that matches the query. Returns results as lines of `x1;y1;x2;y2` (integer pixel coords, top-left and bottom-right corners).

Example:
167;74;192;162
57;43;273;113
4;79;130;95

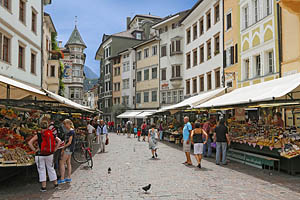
228;149;280;172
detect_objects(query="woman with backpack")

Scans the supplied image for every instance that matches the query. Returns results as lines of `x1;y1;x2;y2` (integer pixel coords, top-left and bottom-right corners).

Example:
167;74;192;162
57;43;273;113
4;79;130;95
58;119;75;184
148;124;160;159
28;121;62;192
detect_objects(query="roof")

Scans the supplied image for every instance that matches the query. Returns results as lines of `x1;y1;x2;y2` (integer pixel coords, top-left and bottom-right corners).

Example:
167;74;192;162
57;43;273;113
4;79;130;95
65;26;87;48
112;30;135;39
117;110;157;118
152;10;190;28
180;0;204;24
128;14;162;27
44;12;57;33
197;73;300;108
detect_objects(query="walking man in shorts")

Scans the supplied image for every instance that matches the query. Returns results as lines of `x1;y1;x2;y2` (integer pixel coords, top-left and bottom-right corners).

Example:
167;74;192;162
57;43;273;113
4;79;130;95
182;116;193;165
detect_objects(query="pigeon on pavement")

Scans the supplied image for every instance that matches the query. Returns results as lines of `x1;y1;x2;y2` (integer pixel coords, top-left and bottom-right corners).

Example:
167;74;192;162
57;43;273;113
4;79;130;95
142;184;151;193
108;167;111;174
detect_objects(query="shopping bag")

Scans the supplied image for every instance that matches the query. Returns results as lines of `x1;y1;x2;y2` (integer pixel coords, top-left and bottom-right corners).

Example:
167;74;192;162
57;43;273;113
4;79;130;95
211;142;216;149
105;138;109;145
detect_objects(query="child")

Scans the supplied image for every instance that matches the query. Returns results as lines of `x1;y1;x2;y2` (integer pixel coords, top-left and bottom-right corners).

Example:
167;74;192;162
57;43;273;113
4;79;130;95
133;125;138;138
137;128;141;141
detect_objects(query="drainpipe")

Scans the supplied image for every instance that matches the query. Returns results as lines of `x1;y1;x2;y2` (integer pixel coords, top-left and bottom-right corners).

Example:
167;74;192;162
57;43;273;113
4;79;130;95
277;3;282;78
134;49;137;110
41;1;44;89
222;0;226;88
158;36;161;110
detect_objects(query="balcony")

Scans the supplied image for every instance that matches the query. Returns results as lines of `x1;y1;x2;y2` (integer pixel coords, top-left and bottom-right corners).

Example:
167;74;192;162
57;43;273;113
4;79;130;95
72;77;84;83
170;51;183;56
170;77;183;88
73;59;84;65
100;91;112;98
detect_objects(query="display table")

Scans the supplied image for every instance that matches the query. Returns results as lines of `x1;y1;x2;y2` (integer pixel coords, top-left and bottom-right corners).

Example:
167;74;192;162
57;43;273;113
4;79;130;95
231;142;300;175
163;131;182;144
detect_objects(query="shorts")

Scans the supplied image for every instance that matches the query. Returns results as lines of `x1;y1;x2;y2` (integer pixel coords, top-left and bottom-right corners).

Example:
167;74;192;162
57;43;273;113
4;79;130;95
183;140;191;152
64;148;73;155
142;129;147;136
194;143;204;155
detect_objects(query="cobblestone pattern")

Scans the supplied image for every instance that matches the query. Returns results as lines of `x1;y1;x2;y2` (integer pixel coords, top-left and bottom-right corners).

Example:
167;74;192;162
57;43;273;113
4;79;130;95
1;133;300;200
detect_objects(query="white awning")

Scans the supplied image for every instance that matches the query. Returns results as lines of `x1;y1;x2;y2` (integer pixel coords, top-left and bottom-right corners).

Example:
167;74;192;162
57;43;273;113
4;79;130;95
159;87;226;112
197;73;300;108
135;111;156;118
44;90;93;113
117;111;143;118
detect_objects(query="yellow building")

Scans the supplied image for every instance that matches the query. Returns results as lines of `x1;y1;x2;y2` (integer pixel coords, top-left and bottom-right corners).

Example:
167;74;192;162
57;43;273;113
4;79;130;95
111;55;122;105
238;0;279;88
278;0;300;76
224;0;240;90
134;38;160;109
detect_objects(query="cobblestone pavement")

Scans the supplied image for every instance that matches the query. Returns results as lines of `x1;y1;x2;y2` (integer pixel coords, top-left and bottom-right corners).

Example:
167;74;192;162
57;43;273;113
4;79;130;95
1;133;300;200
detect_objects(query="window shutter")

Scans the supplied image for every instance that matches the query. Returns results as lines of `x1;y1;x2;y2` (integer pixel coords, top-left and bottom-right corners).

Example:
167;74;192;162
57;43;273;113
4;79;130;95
235;44;238;63
223;50;227;67
230;46;234;65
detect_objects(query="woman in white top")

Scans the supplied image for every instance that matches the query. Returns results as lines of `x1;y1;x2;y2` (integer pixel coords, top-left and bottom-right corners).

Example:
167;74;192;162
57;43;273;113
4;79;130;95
87;120;95;150
148;124;160;159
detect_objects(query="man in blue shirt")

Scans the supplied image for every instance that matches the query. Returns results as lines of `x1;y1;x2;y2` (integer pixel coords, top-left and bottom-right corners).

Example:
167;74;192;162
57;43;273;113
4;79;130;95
182;116;193;165
97;120;108;153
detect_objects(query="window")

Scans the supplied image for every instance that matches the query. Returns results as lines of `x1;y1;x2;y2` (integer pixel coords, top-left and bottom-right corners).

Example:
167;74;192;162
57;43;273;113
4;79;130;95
133;79;136;87
268;51;274;73
50;65;55;77
161;45;167;57
137;51;142;60
199;17;204;36
144;92;149;103
70;88;74;99
186;28;191;44
226;46;234;67
162;92;166;104
1;35;10;63
267;0;272;15
256;55;261;77
123;79;129;89
207;73;212;90
167;92;171;104
254;0;259;23
1;0;10;10
32;10;37;33
193;78;197;94
244;59;250;80
30;52;36;74
152;45;157;56
200;76;204;92
215;3;220;24
136;93;141;104
144;48;149;58
186;80;190;95
226;13;232;30
152;91;157;102
200;45;204;63
165;26;168;32
144;69;149;80
136;32;142;40
244;6;249;29
207;40;211;60
179;90;184;102
176;40;181;52
171;40;181;54
193;49;197;66
206;10;211;30
214;34;220;55
19;0;26;24
123;62;130;72
137;71;142;81
123;96;129;105
186;53;191;69
47;64;49;76
193;23;197;40
159;28;163;34
18;45;25;69
215;69;221;88
152;67;157;79
161;68;166;80
172;65;181;78
173;91;177;103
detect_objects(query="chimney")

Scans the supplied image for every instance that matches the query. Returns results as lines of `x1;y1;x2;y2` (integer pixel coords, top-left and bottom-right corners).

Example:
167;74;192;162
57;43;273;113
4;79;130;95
58;41;62;48
126;17;131;30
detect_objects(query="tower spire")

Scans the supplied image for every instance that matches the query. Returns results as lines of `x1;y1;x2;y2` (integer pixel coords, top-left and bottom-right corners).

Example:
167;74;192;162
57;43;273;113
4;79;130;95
75;16;78;27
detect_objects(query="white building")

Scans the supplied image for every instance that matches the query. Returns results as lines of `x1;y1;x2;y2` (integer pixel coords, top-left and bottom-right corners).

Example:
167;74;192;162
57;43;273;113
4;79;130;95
0;0;49;88
119;48;136;109
152;11;189;107
181;0;223;97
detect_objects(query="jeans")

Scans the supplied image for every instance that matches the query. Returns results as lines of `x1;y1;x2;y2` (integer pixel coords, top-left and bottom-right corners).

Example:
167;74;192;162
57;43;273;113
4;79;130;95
216;142;227;165
159;131;163;140
203;137;212;157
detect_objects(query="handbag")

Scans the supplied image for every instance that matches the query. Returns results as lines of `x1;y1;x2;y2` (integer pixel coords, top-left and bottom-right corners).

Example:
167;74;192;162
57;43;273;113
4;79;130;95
105;138;109;145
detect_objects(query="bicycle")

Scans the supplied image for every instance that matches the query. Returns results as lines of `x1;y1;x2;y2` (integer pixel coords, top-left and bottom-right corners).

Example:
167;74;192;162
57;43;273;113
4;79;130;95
72;138;93;169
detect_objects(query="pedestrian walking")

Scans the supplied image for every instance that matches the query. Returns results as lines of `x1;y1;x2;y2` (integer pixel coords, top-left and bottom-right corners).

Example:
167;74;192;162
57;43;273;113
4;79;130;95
127;120;132;138
141;121;147;142
87;120;95;150
203;119;212;158
159;122;164;141
133;125;138;138
28;121;62;192
191;122;208;168
213;118;230;165
117;124;121;135
182;116;193;165
148;124;159;159
58;119;75;184
97;120;108;153
137;128;141;141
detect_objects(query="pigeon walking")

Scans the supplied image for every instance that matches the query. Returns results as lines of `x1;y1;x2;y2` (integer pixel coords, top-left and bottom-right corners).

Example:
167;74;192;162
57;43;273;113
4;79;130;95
108;167;111;174
142;184;151;193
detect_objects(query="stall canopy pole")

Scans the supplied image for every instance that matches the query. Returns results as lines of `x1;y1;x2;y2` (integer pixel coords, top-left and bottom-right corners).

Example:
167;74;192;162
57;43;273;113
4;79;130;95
6;85;10;99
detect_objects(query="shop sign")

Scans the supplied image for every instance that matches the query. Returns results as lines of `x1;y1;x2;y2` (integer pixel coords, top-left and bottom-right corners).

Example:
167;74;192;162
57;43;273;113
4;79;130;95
235;108;245;121
161;83;169;90
62;60;73;79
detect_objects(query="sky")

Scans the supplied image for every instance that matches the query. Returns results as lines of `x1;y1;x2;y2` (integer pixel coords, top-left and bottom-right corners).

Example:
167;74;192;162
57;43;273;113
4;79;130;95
45;0;198;77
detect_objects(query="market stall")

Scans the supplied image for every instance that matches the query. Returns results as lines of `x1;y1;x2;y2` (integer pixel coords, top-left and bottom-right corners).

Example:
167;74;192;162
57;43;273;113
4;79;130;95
197;73;300;174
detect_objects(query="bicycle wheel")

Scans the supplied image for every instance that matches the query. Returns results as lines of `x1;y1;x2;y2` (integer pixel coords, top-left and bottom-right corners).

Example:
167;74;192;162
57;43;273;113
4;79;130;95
85;150;93;169
72;144;87;163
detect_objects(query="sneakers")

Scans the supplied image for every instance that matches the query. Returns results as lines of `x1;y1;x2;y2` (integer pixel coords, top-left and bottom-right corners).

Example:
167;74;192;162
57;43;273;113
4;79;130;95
197;164;202;168
57;179;65;184
155;152;158;158
152;156;155;159
65;178;72;183
40;187;47;192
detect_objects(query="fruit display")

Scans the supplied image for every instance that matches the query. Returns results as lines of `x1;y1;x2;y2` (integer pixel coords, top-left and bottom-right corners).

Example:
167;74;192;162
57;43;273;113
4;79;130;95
0;147;34;165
